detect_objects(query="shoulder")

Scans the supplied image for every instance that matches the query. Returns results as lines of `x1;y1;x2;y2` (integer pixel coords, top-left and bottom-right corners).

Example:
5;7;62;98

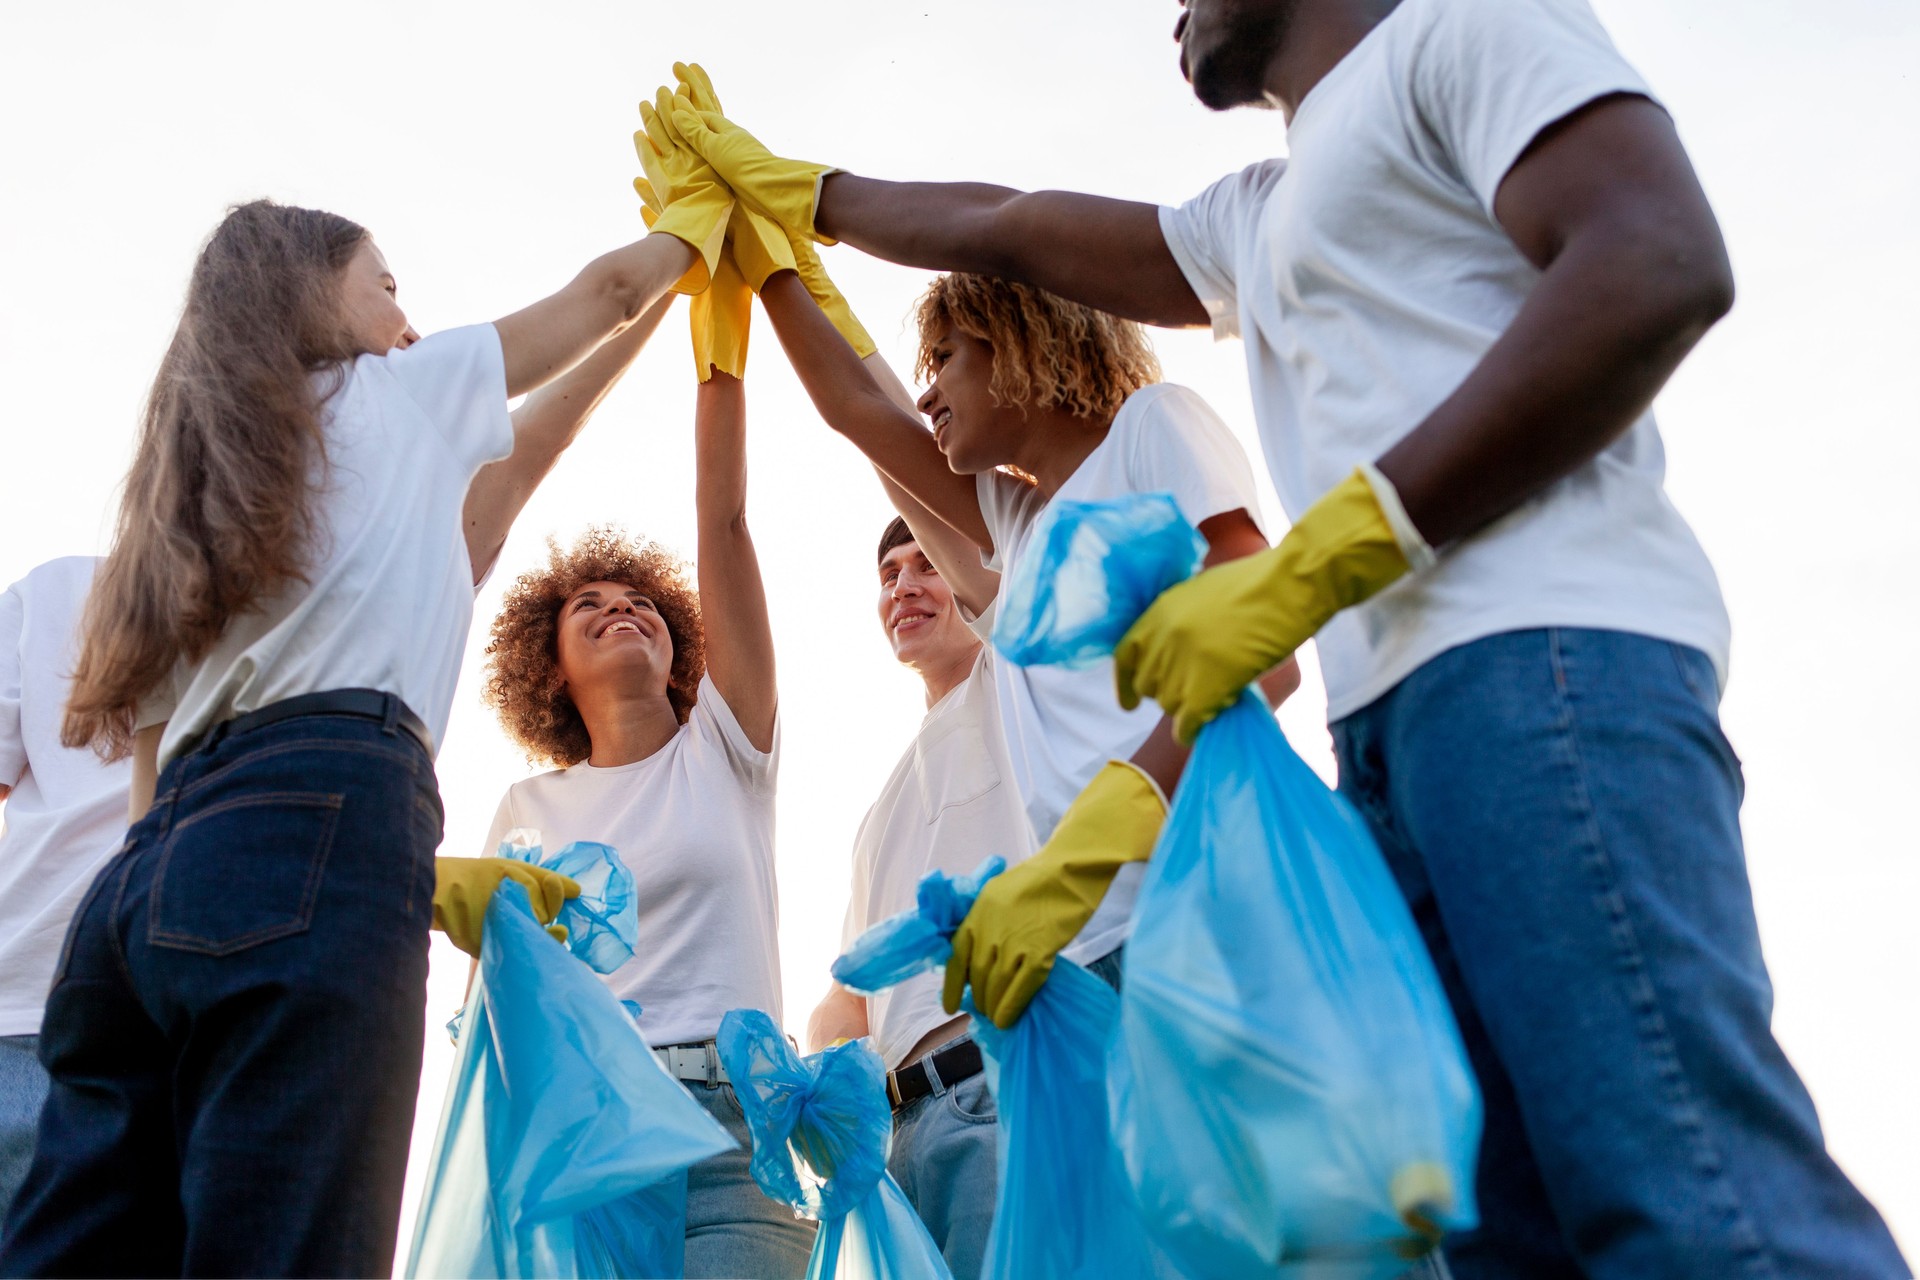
1117;382;1236;445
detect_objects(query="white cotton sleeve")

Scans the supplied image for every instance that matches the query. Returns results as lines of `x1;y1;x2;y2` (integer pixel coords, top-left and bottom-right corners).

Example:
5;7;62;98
1158;160;1286;341
383;324;517;478
0;584;25;788
1124;384;1266;536
974;471;1049;574
1412;0;1656;218
687;674;777;794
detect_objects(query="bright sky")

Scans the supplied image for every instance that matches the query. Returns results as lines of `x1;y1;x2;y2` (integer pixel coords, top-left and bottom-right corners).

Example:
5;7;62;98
2;0;1914;1262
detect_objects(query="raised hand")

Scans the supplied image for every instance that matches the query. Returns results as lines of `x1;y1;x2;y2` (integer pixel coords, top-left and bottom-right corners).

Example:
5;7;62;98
634;86;734;294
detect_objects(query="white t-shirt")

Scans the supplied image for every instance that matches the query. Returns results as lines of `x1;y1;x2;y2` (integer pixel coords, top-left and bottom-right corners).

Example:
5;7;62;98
839;649;1038;1069
973;381;1264;959
482;676;783;1048
141;324;516;766
1158;0;1729;721
0;558;135;1037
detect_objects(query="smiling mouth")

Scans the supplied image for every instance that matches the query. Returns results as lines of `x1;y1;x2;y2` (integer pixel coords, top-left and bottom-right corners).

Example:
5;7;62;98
893;611;934;634
601;619;644;638
930;408;953;445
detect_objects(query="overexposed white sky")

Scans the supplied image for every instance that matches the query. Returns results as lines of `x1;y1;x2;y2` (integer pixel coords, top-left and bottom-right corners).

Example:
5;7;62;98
2;0;1914;1261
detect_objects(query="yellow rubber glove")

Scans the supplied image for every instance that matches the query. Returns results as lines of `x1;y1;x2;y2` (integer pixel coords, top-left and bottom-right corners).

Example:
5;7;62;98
786;235;876;359
666;64;839;246
634;86;734;295
1115;463;1436;745
431;857;581;959
668;62;798;294
942;761;1167;1028
690;239;752;381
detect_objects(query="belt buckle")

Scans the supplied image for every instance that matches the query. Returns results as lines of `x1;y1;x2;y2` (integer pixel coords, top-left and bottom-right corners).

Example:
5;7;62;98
885;1068;904;1108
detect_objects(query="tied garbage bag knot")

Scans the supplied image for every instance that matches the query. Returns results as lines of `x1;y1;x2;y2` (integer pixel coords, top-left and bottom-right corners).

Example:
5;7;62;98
496;829;637;974
406;879;733;1279
835;862;1170;1279
996;493;1484;1278
831;856;1005;995
716;1010;952;1279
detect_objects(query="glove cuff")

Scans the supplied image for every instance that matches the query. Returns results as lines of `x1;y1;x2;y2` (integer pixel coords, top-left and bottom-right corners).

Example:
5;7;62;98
649;193;734;296
810;168;842;246
1053;759;1167;869
1357;461;1435;573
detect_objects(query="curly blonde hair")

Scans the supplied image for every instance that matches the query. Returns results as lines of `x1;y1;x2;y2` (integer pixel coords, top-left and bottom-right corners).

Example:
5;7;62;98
483;526;705;768
912;274;1162;422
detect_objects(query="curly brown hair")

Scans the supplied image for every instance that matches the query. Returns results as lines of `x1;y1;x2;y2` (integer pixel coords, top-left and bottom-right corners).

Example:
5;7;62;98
912;274;1162;423
483;526;705;768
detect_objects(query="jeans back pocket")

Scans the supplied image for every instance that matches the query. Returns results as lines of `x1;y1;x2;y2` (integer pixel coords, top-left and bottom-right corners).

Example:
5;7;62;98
148;791;342;956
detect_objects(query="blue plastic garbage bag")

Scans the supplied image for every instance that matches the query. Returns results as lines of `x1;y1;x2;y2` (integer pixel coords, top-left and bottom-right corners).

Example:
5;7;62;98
715;1009;952;1280
406;880;735;1278
996;493;1483;1278
496;830;639;974
835;860;1171;1280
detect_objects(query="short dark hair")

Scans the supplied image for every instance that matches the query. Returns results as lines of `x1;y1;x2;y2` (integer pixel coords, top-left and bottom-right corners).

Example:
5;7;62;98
877;515;915;567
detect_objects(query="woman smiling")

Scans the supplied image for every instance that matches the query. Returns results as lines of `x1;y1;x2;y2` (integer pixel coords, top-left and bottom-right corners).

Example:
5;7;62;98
477;369;813;1277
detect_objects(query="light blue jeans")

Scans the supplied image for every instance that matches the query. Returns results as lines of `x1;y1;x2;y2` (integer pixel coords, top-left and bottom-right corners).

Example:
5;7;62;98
683;1080;817;1278
0;1036;47;1236
887;948;1128;1280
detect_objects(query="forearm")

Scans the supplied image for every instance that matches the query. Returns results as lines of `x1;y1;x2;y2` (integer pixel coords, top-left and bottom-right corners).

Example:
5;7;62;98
805;984;870;1053
465;295;677;580
860;353;1001;615
817;176;1206;328
694;374;777;747
495;233;696;398
1378;235;1728;547
762;273;989;544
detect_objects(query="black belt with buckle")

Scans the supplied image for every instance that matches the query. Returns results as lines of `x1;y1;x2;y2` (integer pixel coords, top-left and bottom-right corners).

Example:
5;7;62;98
183;688;432;760
886;1037;983;1111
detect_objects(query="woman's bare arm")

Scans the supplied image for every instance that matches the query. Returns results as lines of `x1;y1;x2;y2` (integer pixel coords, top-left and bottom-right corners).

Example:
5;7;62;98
693;373;777;751
465;295;677;582
492;234;696;399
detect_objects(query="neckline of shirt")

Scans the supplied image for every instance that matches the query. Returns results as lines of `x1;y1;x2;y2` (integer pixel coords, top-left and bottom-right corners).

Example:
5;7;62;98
1289;0;1413;132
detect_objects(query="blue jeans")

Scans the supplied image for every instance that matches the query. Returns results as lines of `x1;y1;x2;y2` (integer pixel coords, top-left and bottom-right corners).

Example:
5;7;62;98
684;1081;818;1278
0;711;441;1279
0;1038;45;1243
887;947;1127;1280
1331;629;1908;1279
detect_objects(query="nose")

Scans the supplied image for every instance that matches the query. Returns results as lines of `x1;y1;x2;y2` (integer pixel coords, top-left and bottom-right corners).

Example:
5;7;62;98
892;570;925;601
604;597;637;617
916;382;940;418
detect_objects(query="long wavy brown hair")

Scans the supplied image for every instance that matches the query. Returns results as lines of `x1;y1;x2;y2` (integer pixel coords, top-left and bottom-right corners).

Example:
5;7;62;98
63;200;371;758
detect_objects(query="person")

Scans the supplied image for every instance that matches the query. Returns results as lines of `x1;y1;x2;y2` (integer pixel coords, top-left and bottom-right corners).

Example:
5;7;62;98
1;165;730;1277
659;6;1910;1274
476;222;815;1276
754;255;1297;1031
806;518;1049;1280
0;559;132;1235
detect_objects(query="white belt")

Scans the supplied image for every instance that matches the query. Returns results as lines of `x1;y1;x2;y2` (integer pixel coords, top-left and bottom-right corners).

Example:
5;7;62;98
655;1041;729;1086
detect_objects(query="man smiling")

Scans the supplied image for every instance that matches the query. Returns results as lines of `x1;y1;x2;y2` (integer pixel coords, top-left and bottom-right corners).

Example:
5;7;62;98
806;517;1042;1280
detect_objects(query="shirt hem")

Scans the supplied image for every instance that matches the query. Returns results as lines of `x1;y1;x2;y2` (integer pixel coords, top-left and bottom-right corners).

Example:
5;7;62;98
1323;611;1730;724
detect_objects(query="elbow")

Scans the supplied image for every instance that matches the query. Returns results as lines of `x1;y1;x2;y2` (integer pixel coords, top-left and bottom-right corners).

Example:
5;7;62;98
1635;219;1736;340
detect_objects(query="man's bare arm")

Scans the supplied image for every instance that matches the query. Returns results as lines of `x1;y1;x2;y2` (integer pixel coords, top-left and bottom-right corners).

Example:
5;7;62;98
818;178;1209;329
1378;95;1733;545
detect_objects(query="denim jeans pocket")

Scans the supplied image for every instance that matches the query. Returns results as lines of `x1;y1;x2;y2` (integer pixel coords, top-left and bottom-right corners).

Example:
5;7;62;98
147;791;342;956
945;1073;998;1125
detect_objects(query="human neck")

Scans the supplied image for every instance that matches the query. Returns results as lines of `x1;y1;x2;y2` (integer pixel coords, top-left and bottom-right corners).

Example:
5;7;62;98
1264;0;1401;118
1012;406;1115;498
575;686;683;767
918;644;980;709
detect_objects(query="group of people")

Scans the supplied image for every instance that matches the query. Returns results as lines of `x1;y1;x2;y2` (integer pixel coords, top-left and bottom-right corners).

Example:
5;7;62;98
0;0;1909;1277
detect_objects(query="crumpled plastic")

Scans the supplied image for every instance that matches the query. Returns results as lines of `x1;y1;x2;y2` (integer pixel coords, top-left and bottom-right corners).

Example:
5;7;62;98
406;880;734;1279
835;860;1170;1280
715;1009;952;1280
496;828;638;975
996;492;1483;1278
